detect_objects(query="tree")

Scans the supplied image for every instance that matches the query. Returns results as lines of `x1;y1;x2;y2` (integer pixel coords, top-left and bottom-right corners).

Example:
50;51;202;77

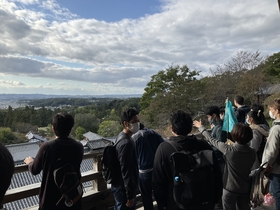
74;113;100;133
75;126;86;140
264;52;280;80
140;65;200;127
207;51;266;105
97;120;122;137
0;127;16;144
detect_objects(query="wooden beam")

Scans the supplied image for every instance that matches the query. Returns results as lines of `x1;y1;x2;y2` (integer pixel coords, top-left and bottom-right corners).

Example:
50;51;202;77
278;0;280;11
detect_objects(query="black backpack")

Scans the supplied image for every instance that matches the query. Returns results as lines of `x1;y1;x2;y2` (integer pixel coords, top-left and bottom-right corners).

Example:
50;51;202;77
101;132;128;184
53;161;83;207
168;141;216;209
50;140;83;208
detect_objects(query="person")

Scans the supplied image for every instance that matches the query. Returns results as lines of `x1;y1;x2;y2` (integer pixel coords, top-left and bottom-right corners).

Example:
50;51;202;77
234;95;250;123
111;108;139;210
132;123;164;210
246;109;269;170
250;103;270;127
24;113;84;210
193;121;256;210
261;98;280;210
0;143;14;209
153;110;222;210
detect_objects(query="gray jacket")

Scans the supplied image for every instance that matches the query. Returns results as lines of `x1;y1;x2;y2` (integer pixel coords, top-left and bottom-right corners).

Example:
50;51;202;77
261;119;280;174
199;126;256;194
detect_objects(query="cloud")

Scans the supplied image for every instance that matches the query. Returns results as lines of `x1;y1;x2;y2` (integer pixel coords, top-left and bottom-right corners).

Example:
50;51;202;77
0;0;279;95
0;80;25;86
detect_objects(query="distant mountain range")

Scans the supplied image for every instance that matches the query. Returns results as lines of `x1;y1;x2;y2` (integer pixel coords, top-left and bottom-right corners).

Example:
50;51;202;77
0;94;142;109
0;93;142;100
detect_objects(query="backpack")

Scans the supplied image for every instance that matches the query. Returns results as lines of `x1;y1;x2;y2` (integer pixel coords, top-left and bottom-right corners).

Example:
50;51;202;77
101;132;128;184
168;141;216;209
53;161;83;207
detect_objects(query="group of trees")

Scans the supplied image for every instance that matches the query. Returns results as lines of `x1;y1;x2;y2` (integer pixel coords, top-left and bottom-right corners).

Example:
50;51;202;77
139;51;280;132
0;50;279;144
0;98;139;144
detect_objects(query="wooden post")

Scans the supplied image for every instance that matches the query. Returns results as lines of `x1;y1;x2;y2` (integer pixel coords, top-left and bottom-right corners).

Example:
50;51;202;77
92;154;107;191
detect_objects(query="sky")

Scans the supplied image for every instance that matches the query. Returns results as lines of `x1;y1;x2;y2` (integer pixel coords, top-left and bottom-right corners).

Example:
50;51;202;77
0;0;279;96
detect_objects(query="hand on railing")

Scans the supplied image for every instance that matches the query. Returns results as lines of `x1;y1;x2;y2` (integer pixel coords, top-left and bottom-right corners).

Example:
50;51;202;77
24;156;34;165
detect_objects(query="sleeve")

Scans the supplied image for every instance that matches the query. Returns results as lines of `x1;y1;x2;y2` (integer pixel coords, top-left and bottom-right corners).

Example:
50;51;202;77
249;129;262;152
262;126;280;167
152;144;169;210
117;141;138;200
199;126;230;155
28;143;48;175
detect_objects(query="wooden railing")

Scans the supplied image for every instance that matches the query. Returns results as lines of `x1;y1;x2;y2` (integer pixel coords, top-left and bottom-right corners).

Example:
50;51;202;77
3;150;144;210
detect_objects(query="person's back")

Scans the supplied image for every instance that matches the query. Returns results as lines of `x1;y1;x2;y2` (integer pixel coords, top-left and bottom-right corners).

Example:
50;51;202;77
234;95;250;123
0;143;14;209
194;121;256;210
153;110;222;210
24;113;84;210
132;125;164;210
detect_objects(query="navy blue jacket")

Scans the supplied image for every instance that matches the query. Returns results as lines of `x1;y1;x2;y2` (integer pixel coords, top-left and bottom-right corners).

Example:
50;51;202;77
132;129;164;171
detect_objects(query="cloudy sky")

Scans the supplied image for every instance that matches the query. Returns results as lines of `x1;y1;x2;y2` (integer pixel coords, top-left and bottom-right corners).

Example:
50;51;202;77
0;0;279;96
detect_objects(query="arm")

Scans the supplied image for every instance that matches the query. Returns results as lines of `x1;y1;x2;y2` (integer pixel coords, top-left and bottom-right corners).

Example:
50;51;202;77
25;143;48;175
248;129;262;152
262;126;280;169
117;141;138;200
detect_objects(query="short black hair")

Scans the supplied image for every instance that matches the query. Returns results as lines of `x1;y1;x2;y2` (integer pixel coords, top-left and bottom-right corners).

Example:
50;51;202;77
170;110;192;136
231;123;253;145
52;113;74;138
0;143;14;205
204;106;220;116
234;95;244;105
121;108;139;126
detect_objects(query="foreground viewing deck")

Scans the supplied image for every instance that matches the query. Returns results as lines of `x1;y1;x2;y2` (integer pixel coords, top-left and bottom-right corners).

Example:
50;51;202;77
3;150;149;210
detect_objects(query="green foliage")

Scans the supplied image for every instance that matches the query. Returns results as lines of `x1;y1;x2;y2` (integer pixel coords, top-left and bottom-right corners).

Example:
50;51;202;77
140;65;200;127
0;127;17;144
97;120;122;137
74;113;100;133
264;52;280;79
75;126;86;140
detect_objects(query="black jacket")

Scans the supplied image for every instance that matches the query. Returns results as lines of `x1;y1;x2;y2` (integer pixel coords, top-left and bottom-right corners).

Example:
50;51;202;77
153;135;223;210
113;132;138;200
235;105;250;123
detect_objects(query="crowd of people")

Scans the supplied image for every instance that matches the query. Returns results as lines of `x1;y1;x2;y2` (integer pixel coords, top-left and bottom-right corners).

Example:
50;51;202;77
1;96;280;210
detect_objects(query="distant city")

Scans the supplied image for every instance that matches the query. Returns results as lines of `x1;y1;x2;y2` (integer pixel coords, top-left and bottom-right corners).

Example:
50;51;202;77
0;94;142;109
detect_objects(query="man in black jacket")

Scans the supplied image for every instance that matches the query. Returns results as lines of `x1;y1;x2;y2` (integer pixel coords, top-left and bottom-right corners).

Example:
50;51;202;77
234;95;250;123
153;110;222;210
111;108;139;210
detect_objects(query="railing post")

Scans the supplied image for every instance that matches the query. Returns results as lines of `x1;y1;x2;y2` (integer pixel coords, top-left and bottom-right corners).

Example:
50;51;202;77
92;154;107;191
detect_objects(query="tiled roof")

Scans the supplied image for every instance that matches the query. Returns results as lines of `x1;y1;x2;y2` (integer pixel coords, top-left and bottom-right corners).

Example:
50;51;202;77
6;142;40;164
25;132;48;142
86;139;112;150
83;131;104;141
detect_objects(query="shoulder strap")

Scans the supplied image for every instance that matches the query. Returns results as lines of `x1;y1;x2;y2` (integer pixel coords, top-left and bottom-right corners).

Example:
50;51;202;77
274;122;280;126
167;140;184;152
114;132;129;145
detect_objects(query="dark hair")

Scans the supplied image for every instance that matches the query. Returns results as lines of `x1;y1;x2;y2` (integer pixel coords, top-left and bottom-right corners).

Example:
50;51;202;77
204;106;220;116
234;95;244;105
219;106;225;115
140;123;145;130
121;108;139;126
52;113;74;138
230;123;253;145
0;143;14;205
170;110;192;136
269;98;280;112
251;103;264;113
247;104;265;124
